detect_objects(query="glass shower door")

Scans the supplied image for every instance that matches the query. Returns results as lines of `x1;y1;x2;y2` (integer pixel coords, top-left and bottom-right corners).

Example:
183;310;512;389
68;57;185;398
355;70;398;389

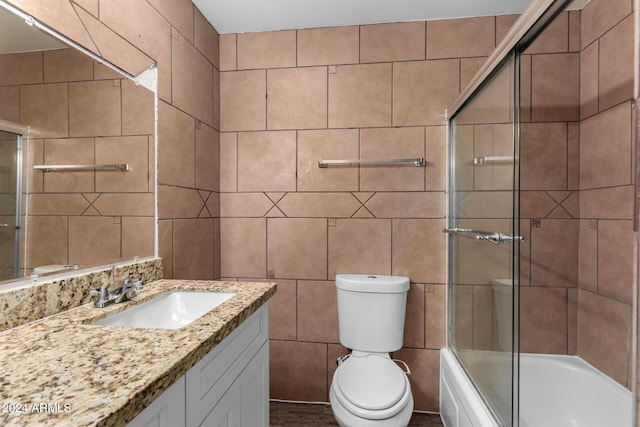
447;52;520;426
0;129;21;281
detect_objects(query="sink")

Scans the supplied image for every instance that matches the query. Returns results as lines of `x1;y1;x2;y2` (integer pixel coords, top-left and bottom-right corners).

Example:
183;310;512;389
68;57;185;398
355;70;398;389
93;291;236;329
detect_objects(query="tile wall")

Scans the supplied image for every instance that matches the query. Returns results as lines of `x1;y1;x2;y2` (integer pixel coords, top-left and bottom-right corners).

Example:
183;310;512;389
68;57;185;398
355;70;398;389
218;17;512;411
0;49;155;271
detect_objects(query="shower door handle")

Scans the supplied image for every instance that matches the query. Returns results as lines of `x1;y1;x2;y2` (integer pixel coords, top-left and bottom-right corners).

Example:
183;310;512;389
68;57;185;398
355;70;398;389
443;228;524;245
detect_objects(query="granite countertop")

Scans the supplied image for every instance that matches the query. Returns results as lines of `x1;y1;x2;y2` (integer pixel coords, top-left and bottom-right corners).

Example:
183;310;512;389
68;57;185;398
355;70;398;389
0;279;276;427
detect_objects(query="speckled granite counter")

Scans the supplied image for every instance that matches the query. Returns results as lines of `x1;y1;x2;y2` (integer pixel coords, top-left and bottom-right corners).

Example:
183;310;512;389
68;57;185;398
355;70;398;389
0;279;276;427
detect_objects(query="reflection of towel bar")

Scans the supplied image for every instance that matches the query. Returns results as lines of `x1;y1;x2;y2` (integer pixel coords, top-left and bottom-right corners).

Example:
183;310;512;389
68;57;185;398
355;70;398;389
318;158;425;168
34;163;130;172
473;156;514;165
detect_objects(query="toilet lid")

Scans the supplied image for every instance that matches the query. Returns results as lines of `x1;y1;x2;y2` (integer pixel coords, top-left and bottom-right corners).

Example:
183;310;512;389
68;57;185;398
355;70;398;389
335;356;407;411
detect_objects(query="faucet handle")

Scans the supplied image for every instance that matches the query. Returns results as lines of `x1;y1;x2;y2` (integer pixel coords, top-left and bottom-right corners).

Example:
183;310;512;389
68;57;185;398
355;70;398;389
91;285;110;299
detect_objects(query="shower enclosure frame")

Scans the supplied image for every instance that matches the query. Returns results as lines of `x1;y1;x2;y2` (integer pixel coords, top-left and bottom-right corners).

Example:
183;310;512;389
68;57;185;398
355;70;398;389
0;119;28;280
442;0;576;425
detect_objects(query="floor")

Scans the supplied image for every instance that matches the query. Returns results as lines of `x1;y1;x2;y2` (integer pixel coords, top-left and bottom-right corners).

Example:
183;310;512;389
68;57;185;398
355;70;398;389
270;401;444;426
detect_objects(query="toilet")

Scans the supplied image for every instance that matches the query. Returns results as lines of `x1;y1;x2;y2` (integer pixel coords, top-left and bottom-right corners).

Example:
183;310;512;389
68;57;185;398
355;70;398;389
330;274;414;427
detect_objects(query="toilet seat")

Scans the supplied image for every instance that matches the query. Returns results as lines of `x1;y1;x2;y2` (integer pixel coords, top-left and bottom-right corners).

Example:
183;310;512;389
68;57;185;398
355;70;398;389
333;356;411;420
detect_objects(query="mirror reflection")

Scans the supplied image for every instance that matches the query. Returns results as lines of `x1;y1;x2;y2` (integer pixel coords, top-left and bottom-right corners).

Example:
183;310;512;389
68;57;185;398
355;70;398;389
0;6;156;284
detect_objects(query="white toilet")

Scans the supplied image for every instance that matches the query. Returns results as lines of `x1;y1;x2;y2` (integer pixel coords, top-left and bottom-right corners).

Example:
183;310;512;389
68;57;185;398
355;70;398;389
330;274;414;427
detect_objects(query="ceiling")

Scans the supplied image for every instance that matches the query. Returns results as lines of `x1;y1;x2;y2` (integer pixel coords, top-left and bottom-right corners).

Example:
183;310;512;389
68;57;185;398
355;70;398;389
193;0;533;34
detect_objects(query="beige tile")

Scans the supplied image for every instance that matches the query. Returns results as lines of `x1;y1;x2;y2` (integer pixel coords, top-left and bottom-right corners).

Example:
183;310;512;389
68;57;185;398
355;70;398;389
328;219;391;278
393;60;459;126
567;288;578;354
580;102;631;189
425;284;446;349
122;216;154;259
146;0;194;42
580;43;599;119
220;218;266;278
392;348;439;412
360;22;425;63
121;78;155;136
277;193;360;218
270;340;327;401
212;67;220;130
392;219;445;284
520;191;557;219
157;101;195;188
578;289;631;386
68;216;121;265
205;192;220;218
598;220;634;304
267;67;327;130
43;48;93;83
495;14;519;44
237;30;296;70
25;216;68;268
158;185;204;219
427;17;495;59
524;11;569;54
360;127;425;191
569;11;581;52
267;218;327;280
74;0;99;16
92;193;154;216
297;280;339;343
42;138;94;192
365;192;445;218
460;57;487;90
268;279;297;340
237;131;296;192
404;283;425;348
520;122;567;191
173;219;214;279
531;53;579;122
172;33;213;126
327;343;349;390
520;287;567;354
328;63;392;128
75;6;153;76
297;26;359;66
28;194;89;215
599;15;634;110
520;54;532;122
580;186;634;219
195;123;219;191
69;80;121;137
220;70;266;131
530;219;578;287
567;122;579;190
20;83;68;138
96;136;149;192
426;126;447;192
194;7;219;68
219;132;237;192
220;193;273;217
99;0;174;100
297;129;359;192
0;86;19;123
455;192;513;219
159;219;174;278
581;0;632;48
219;34;237;71
0;52;42;86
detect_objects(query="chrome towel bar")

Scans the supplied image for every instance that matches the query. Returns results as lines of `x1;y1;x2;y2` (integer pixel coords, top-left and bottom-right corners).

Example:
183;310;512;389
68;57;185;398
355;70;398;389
473;156;515;165
443;227;524;245
33;163;130;172
318;158;426;168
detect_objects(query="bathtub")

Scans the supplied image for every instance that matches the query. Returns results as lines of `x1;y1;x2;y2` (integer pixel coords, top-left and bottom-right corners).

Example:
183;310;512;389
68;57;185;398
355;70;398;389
440;347;634;426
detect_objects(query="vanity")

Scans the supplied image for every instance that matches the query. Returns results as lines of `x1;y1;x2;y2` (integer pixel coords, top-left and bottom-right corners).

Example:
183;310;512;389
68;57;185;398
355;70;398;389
0;279;276;427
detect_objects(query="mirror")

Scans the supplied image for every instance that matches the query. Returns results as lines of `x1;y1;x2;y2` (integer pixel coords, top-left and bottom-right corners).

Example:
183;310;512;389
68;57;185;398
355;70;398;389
0;5;157;286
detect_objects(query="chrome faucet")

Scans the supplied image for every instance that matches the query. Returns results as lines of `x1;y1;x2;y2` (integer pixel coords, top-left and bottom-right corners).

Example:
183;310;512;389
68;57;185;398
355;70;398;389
91;278;144;308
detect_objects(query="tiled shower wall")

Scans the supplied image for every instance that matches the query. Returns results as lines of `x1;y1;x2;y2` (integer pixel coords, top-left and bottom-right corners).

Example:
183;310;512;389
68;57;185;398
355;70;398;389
0;49;155;271
5;0;223;281
218;17;520;411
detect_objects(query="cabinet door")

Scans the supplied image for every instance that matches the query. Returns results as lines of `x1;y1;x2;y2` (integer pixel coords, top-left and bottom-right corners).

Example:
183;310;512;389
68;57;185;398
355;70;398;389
199;379;241;427
128;376;186;427
240;342;269;427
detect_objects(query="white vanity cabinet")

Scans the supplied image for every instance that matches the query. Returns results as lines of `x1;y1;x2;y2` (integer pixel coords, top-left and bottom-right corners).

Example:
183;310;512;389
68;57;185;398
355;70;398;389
129;306;269;427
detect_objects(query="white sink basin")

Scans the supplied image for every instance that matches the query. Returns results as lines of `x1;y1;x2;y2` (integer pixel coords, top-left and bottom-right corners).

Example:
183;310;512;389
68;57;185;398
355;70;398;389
93;291;236;329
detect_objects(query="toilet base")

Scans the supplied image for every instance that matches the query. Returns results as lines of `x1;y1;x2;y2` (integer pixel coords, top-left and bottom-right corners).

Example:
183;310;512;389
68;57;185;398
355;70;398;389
330;385;414;427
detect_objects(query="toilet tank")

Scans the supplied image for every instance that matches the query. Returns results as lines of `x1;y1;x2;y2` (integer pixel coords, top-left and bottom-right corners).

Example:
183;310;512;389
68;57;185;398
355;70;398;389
336;274;410;352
